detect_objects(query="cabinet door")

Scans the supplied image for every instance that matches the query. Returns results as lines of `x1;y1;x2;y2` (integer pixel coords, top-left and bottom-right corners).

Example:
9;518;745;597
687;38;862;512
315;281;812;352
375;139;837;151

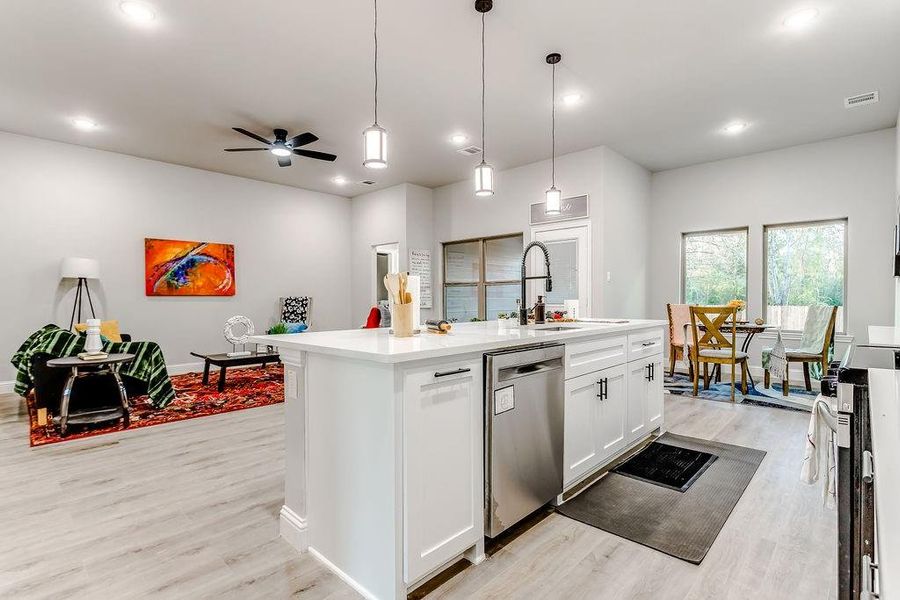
403;359;482;584
596;363;627;458
627;360;649;442
646;356;664;431
564;372;601;486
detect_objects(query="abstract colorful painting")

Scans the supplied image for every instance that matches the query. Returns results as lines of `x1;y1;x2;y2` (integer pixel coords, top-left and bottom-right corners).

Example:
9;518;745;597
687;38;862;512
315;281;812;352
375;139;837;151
145;238;236;296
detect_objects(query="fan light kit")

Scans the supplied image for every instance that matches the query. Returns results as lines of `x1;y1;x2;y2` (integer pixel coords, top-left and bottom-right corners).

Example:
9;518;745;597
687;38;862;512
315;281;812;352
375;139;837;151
545;53;562;215
119;1;156;23
224;128;337;168
474;0;494;198
363;0;387;169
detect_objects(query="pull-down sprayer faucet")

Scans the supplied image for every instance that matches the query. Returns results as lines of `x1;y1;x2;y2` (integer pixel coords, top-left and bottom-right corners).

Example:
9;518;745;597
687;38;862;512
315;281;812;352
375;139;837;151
519;241;552;325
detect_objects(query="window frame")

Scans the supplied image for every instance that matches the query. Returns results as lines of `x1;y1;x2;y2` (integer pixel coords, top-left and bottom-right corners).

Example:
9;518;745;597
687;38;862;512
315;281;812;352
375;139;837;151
443;232;523;321
762;218;848;333
680;226;750;310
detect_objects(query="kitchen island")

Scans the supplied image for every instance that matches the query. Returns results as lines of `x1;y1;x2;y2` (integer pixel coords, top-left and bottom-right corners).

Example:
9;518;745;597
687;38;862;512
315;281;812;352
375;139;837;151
252;319;667;600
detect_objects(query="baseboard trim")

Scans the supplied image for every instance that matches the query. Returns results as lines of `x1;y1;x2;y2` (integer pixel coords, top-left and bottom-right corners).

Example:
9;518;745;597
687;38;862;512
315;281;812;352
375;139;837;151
165;361;206;376
308;547;379;600
279;505;308;552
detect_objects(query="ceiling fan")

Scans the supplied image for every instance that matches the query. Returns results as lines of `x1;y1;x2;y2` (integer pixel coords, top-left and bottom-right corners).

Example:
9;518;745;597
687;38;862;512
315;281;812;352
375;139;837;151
224;127;337;167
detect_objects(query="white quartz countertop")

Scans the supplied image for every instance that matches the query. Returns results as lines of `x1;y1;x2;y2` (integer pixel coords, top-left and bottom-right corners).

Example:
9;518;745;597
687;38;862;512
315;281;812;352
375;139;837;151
866;368;900;599
251;319;666;364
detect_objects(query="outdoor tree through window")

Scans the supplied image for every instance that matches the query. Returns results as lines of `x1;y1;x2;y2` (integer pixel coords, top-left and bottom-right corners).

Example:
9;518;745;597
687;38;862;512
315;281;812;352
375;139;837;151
682;228;748;306
765;220;846;332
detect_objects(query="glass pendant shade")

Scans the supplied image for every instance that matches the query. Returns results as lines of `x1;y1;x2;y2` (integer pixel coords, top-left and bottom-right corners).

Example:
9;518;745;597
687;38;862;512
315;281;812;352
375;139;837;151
475;161;494;197
545;186;561;214
363;124;387;169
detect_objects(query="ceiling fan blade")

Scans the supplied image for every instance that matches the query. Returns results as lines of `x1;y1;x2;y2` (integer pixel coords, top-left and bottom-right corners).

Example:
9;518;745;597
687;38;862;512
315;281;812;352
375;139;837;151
292;149;337;162
288;132;318;148
277;155;292;167
232;127;271;145
224;147;269;152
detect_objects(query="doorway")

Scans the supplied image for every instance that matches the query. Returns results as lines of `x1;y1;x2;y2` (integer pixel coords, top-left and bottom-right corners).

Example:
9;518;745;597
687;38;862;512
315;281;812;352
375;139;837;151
531;223;591;318
373;243;400;305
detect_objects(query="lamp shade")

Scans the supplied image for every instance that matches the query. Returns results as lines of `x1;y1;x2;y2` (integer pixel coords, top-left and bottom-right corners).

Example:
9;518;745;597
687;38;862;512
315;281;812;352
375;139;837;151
60;257;100;279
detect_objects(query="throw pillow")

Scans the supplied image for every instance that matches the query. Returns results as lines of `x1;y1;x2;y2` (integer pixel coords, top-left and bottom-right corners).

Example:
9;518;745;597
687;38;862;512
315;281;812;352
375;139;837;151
74;320;123;343
281;296;310;323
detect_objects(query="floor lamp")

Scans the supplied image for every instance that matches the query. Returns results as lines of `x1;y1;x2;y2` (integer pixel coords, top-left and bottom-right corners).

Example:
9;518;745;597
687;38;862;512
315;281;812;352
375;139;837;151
60;257;100;330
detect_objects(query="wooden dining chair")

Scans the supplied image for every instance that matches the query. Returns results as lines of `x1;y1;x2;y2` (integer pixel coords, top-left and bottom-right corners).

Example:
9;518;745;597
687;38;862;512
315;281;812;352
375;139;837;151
764;305;838;397
666;303;693;377
689;305;749;402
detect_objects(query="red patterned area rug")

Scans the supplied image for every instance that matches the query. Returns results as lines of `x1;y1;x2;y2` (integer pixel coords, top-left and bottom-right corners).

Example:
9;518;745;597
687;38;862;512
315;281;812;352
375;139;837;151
27;364;284;447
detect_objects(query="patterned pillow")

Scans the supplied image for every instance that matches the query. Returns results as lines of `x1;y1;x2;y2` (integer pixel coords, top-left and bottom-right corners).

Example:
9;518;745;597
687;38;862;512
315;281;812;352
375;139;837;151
281;296;311;324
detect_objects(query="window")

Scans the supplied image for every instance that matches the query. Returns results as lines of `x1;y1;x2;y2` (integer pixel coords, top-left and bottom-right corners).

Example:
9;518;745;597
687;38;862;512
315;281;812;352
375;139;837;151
443;234;523;321
682;228;748;306
765;219;846;332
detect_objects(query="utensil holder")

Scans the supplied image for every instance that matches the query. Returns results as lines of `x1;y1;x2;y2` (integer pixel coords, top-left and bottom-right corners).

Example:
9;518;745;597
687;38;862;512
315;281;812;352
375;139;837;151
391;303;414;338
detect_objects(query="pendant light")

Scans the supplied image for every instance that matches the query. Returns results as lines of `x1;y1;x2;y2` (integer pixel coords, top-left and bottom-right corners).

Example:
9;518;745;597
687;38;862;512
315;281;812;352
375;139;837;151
474;0;494;197
363;0;387;169
545;53;562;215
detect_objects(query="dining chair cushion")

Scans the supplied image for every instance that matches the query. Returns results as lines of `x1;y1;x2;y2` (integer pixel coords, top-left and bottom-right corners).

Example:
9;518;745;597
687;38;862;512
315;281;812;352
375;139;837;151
698;349;748;360
785;350;823;359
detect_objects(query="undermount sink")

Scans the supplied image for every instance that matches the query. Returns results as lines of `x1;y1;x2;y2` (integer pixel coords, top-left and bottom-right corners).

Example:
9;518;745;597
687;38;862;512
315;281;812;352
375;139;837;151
532;325;582;332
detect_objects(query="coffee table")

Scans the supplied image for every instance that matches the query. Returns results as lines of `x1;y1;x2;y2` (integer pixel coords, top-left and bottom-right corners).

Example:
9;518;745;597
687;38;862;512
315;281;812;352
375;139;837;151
46;353;135;436
190;351;281;392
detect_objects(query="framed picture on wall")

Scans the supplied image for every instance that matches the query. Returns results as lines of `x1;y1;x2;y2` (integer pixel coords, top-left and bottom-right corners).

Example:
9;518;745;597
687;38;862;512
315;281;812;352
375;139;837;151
145;238;236;296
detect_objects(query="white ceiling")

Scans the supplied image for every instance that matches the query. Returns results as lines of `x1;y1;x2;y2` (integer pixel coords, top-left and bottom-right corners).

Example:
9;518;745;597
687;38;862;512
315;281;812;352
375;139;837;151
1;0;898;195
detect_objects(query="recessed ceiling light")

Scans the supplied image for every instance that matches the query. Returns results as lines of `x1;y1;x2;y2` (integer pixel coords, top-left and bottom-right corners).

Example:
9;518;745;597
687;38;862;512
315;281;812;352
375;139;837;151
119;1;156;23
783;8;819;29
722;121;750;134
332;176;348;185
562;93;582;106
450;134;468;145
71;117;98;131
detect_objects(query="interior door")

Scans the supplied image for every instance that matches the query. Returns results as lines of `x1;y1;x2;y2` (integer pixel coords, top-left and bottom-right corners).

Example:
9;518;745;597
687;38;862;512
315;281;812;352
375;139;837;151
532;224;590;318
596;363;627;457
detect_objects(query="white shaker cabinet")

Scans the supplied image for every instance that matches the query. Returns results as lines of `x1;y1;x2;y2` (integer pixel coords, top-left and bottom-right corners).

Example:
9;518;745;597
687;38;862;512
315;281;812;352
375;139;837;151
402;358;483;585
563;363;627;487
627;354;664;444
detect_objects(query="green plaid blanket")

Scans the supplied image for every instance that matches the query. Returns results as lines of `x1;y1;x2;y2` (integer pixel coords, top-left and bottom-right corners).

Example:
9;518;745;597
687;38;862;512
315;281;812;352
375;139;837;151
11;324;176;408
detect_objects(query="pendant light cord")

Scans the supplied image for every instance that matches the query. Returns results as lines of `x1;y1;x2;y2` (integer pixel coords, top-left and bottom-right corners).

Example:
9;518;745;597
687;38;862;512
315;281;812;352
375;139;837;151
481;10;486;162
374;0;379;124
551;62;556;188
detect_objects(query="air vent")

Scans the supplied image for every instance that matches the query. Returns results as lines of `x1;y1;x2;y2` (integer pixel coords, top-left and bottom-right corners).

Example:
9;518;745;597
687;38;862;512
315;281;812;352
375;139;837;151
360;180;376;185
844;91;879;109
457;145;483;156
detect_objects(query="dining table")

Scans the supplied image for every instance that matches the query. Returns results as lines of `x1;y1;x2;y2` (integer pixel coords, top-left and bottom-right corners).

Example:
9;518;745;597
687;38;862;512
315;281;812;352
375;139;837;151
683;321;775;388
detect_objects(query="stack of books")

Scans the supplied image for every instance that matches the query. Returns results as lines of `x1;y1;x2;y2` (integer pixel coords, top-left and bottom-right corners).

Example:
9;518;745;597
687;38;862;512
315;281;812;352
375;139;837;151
77;352;109;361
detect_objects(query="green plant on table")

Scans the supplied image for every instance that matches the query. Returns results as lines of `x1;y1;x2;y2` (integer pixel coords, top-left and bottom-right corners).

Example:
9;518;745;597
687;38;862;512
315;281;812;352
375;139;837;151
267;323;289;335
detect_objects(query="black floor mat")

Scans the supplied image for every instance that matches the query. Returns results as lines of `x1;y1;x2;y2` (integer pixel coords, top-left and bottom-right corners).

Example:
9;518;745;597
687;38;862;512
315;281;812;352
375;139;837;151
613;441;718;492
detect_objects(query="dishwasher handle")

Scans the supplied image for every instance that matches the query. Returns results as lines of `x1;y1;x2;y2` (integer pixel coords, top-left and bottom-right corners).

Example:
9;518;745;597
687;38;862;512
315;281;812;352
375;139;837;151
498;358;563;382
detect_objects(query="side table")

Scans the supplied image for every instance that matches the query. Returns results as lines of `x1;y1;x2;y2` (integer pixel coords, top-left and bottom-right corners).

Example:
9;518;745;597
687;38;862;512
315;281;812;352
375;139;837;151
46;353;135;436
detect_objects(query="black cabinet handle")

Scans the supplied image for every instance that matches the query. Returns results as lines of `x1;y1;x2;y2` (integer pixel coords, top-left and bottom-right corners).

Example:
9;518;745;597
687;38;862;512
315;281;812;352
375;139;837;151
434;368;471;378
646;364;652;381
641;341;656;347
596;378;608;400
596;381;603;399
650;363;655;381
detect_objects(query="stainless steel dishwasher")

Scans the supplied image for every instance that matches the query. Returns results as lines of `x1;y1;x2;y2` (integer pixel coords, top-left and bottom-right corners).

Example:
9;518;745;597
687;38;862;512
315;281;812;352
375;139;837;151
484;343;565;538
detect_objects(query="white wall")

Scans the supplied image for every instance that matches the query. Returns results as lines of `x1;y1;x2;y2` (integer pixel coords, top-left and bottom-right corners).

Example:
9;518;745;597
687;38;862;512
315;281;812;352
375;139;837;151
349;183;436;324
649;128;897;370
0;131;352;384
349;184;408;323
431;146;651;320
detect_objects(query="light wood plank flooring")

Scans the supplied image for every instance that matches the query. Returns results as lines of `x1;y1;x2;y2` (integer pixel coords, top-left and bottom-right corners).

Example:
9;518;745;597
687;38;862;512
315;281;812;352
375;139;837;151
0;392;835;599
